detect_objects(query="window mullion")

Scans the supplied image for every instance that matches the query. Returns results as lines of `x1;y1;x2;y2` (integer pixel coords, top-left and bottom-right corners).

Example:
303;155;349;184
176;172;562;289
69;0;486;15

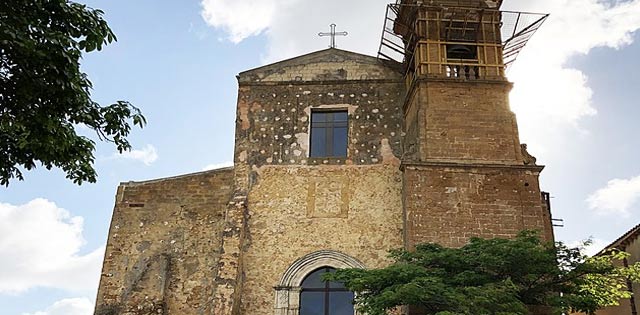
326;125;334;157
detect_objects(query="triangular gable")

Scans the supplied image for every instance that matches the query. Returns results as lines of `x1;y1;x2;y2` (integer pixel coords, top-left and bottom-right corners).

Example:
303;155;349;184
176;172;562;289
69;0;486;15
238;48;402;84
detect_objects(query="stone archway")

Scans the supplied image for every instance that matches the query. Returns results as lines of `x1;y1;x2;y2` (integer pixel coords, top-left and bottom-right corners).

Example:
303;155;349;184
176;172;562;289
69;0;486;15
274;250;365;315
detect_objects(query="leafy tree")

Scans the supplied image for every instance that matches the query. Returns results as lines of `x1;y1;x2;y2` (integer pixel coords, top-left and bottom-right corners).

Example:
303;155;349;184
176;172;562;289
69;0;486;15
327;232;640;315
0;0;145;185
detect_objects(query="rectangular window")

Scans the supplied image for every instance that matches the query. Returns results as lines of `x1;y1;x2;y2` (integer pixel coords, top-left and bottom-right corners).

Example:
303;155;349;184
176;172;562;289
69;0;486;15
310;110;348;158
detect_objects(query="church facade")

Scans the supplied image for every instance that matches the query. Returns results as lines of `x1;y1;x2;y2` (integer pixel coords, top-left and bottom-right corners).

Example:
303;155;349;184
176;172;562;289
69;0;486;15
94;1;554;314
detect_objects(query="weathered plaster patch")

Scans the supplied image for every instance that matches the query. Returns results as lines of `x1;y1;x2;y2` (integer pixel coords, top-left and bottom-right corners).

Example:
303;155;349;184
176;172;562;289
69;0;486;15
238;100;250;130
295;133;310;153
380;139;400;166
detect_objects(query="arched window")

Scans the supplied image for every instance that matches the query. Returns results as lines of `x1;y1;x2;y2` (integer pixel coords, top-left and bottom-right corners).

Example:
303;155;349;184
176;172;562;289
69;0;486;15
274;250;365;315
299;267;354;315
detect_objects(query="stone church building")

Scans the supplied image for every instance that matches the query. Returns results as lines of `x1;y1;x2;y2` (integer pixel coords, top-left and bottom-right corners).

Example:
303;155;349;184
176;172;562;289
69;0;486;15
94;0;554;314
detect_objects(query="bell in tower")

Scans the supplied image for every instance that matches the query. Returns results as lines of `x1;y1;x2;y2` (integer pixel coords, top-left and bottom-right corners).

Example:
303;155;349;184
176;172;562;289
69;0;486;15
446;44;476;60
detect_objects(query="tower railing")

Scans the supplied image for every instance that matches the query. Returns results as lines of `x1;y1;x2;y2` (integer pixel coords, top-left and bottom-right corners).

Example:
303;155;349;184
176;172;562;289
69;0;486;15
377;3;548;87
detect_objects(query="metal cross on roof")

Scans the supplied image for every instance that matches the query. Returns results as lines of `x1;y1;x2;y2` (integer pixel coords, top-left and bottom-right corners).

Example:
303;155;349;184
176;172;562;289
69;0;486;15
318;24;348;48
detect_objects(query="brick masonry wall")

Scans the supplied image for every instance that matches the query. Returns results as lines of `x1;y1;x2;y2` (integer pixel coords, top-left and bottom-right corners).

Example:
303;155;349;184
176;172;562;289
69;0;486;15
401;78;553;249
403;163;553;248
406;80;523;164
94;169;234;315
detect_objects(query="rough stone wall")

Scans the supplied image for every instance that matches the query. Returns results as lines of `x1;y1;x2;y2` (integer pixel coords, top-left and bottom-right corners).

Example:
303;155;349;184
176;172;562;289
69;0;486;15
231;50;406;314
233;80;405;168
406;80;523;164
403;164;553;248
94;169;234;315
241;165;404;315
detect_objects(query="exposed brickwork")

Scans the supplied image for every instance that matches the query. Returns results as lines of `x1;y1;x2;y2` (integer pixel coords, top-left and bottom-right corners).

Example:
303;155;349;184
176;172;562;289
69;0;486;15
401;75;553;250
403;163;553;248
404;80;523;164
94;169;234;315
396;0;553;257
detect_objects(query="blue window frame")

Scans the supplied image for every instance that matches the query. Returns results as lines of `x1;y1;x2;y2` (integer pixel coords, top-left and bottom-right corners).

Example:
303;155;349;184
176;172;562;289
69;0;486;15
310;111;348;158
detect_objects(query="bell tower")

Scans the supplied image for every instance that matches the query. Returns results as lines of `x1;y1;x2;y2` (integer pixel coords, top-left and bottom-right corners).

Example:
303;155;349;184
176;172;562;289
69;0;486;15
381;0;554;248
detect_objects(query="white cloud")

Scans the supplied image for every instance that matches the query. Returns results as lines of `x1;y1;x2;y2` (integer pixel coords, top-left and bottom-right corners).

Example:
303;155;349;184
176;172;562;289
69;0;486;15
114;144;158;166
505;0;640;155
568;238;610;257
200;0;390;62
22;297;94;315
201;0;640;160
201;0;289;43
587;175;640;216
202;161;234;171
0;199;103;294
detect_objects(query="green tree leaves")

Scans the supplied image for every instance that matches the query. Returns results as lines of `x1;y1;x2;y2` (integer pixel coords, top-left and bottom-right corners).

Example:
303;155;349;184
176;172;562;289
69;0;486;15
327;232;640;315
0;0;145;185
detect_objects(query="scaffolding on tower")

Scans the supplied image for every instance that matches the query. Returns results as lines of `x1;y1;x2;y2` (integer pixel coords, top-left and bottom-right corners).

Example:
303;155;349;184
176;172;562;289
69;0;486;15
377;2;548;80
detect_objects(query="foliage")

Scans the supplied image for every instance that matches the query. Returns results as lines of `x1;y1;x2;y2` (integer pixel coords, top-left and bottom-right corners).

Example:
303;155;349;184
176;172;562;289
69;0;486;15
326;232;640;315
0;0;145;185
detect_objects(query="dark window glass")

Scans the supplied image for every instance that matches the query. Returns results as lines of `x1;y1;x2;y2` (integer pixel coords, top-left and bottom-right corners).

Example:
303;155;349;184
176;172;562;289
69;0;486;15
310;111;348;158
299;267;354;315
302;268;328;288
329;292;355;315
311;127;327;157
300;292;325;315
332;127;348;157
333;111;348;122
314;112;328;122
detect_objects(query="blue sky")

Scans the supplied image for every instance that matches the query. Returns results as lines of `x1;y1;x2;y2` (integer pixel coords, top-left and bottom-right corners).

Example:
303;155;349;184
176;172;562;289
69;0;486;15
1;0;640;314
